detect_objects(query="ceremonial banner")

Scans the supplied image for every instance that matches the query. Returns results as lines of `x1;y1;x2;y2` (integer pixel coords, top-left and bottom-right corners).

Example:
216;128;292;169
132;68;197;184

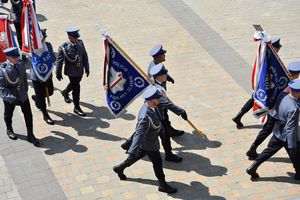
0;16;18;62
21;0;42;54
30;42;53;82
103;38;150;117
252;33;290;118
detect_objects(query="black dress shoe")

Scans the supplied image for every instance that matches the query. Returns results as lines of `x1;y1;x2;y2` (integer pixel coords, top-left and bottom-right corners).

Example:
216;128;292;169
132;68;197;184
7;130;17;140
113;166;127;180
27;136;40;147
158;180;177;194
232;117;244;129
165;153;183;163
158;184;177;194
61;91;71;104
246;167;259;179
74;107;86;117
44;116;54;125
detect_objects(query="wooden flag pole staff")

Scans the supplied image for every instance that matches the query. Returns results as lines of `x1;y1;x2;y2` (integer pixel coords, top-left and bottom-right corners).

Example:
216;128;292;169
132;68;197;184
268;45;292;80
45;86;51;107
106;37;152;83
97;24;203;136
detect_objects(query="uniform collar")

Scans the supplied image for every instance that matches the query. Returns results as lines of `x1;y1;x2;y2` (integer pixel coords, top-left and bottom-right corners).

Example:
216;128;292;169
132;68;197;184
155;79;162;85
6;60;14;65
289;93;298;101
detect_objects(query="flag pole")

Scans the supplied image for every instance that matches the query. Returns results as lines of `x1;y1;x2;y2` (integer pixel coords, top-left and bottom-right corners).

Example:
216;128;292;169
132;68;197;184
97;24;204;137
45;86;51;107
107;37;152;83
252;25;292;80
267;43;292;80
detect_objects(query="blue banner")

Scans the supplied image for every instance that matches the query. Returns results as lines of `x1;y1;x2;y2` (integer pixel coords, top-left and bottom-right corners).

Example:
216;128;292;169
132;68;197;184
30;43;53;82
105;39;150;117
253;45;290;117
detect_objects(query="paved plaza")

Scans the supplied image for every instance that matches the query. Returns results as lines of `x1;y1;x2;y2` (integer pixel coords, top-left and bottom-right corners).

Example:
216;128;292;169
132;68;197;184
0;0;300;199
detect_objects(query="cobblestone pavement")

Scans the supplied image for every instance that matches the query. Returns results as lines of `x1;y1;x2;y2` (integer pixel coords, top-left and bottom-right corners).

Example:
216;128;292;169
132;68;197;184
1;0;300;199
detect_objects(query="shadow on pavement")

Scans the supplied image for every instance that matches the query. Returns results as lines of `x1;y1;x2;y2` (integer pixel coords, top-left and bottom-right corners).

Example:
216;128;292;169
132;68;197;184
161;151;227;177
80;101;135;121
268;157;291;163
126;178;225;200
252;173;300;185
36;13;47;22
242;124;263;129
48;109;122;141
172;130;222;151
38;131;87;155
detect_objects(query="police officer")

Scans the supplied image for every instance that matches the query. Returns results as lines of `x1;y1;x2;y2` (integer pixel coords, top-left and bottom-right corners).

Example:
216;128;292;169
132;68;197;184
0;47;39;146
113;86;177;194
56;28;89;116
148;44;184;137
10;0;22;47
30;29;55;125
246;79;300;180
10;0;36;47
246;61;300;160
149;63;187;162
232;37;282;129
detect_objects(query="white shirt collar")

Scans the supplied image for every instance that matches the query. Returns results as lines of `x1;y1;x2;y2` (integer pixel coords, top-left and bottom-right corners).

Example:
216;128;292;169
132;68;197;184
155;79;162;84
289;93;298;101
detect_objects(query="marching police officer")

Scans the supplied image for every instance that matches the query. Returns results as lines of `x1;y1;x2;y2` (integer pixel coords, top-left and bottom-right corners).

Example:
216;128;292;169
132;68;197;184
148;44;174;84
149;63;187;162
246;79;300;180
113;86;177;194
0;47;39;146
30;29;55;125
10;0;36;47
10;0;23;47
148;44;184;137
56;28;89;116
232;37;282;128
246;61;300;160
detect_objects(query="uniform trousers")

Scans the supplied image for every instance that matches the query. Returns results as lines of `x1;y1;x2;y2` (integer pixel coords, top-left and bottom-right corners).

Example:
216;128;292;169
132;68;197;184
160;116;172;154
253;115;276;146
122;148;165;180
13;21;22;47
297;142;300;173
256;135;300;173
64;76;82;107
239;96;254;115
3;99;33;133
32;78;54;111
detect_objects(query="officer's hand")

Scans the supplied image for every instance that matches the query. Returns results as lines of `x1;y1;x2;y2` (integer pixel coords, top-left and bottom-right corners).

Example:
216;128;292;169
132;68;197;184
103;84;108;91
86;71;90;77
289;148;297;160
167;76;175;84
56;75;63;81
180;111;188;120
